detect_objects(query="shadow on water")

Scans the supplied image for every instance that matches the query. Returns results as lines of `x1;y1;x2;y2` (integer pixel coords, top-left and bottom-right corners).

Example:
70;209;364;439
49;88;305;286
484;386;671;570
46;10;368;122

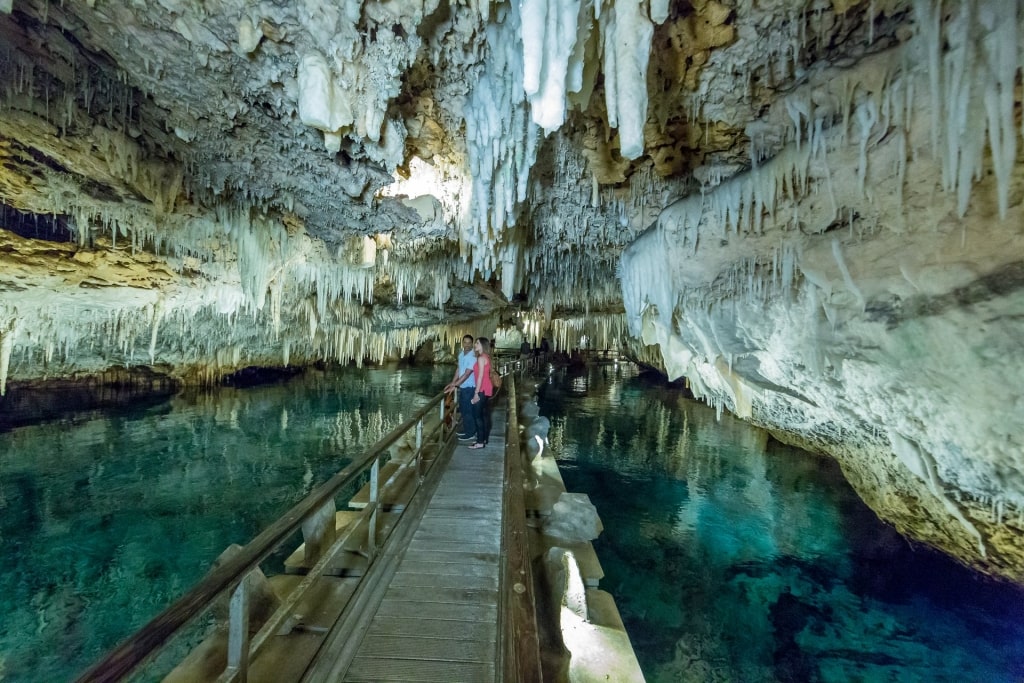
0;381;177;434
535;362;1024;683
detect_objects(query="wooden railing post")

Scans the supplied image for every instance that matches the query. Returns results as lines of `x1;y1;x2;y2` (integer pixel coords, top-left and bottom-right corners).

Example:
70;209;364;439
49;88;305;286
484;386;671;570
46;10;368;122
368;457;379;560
301;499;338;565
226;574;250;682
435;401;446;469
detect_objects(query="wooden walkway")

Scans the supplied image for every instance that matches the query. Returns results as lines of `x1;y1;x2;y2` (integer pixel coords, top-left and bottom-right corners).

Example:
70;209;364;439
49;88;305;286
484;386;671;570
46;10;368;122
81;370;643;683
307;405;508;682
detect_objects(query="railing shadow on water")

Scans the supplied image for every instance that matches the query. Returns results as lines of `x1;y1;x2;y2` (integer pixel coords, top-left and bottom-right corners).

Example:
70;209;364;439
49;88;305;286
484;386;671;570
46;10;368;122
76;389;458;683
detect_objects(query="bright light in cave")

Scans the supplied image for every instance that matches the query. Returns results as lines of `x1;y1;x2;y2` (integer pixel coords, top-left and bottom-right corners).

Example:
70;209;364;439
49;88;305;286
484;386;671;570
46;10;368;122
377;156;469;228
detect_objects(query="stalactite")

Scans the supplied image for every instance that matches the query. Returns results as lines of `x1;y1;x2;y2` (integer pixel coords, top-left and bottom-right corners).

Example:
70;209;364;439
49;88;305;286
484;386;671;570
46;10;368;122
0;318;16;396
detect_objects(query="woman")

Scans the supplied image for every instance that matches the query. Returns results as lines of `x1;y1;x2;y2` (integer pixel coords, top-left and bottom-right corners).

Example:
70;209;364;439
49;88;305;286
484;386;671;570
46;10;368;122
468;337;494;449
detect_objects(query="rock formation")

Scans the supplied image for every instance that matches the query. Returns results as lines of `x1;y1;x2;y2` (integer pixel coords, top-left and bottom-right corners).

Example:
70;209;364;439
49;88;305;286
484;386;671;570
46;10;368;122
1;0;1022;579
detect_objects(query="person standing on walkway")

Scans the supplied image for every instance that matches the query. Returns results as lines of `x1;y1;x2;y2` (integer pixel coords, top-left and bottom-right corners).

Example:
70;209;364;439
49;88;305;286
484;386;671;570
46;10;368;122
468;337;494;450
444;334;477;442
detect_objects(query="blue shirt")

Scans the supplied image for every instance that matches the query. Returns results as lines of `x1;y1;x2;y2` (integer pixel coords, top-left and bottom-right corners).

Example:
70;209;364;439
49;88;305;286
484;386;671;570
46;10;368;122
457;349;477;388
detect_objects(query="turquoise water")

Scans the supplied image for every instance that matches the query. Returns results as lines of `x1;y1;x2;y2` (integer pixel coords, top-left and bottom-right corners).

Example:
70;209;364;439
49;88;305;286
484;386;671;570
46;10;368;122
0;365;448;682
536;363;1024;683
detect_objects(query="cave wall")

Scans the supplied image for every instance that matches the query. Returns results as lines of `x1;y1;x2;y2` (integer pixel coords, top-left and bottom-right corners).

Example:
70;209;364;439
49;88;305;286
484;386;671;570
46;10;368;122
620;9;1024;579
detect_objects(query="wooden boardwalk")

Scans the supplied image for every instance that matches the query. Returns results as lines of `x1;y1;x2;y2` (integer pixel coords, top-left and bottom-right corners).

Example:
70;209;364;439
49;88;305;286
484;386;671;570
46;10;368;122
308;406;508;682
82;372;641;683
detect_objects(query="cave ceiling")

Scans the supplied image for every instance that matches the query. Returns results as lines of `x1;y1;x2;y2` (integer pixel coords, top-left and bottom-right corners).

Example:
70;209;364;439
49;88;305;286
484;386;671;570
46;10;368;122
0;1;912;381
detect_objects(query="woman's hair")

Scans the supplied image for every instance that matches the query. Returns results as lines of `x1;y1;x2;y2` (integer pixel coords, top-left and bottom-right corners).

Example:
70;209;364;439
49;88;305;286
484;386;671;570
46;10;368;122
476;337;491;354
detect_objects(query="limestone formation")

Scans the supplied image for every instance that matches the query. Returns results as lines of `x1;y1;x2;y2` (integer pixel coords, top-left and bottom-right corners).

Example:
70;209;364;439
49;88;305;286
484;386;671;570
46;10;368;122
544;492;604;544
2;1;1023;579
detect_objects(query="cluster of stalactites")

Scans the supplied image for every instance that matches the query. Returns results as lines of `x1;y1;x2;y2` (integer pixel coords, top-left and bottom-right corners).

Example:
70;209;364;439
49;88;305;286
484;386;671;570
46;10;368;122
459;0;669;291
509;133;686;317
504;309;628;353
0;42;142;140
0;287;500;393
519;0;661;157
621;0;1024;338
913;0;1020;219
0;186;491;393
461;3;539;283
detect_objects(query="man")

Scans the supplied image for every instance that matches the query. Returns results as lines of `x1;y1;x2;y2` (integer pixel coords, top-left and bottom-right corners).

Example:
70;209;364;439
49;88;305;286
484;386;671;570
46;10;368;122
444;334;477;441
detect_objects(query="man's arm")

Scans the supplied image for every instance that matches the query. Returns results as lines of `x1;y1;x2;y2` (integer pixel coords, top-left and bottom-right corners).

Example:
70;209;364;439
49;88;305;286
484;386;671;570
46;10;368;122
445;368;473;393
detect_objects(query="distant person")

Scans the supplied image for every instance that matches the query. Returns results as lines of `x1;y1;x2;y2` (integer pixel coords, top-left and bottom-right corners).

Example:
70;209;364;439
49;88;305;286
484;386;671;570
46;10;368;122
519;338;531;357
540;337;550;354
444;334;477;442
468;337;495;450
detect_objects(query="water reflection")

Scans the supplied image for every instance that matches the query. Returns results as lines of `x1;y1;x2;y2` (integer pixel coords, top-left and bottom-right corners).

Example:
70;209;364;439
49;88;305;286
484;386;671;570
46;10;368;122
537;363;1024;683
0;365;447;681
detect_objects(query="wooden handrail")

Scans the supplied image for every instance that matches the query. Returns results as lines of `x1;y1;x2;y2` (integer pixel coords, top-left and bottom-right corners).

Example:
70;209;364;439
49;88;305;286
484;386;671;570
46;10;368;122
498;373;543;682
76;390;449;683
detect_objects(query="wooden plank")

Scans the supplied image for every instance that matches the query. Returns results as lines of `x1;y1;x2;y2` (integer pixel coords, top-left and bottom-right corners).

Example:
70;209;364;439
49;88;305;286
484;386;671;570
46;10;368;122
428;499;497;506
406;540;500;555
397;554;498;571
399;554;496;570
418;514;501;526
374;599;497;622
497;376;543;683
365;616;495;642
415;515;499;528
438;465;503;475
413;516;502;530
430;488;501;498
421;507;501;518
411;511;499;524
429;488;502;497
354;635;494;663
382;585;498;604
409;531;501;546
429;493;500;501
345;656;494;682
420;502;501;513
397;548;497;565
389;572;498;591
400;545;496;559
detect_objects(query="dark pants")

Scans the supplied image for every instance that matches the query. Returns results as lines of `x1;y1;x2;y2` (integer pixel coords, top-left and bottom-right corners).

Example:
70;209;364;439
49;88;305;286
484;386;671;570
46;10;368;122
472;394;492;445
458;386;476;437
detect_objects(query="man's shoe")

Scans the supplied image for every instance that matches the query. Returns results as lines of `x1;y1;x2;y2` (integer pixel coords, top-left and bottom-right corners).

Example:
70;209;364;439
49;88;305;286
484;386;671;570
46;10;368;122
459;435;476;441
456;432;470;438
